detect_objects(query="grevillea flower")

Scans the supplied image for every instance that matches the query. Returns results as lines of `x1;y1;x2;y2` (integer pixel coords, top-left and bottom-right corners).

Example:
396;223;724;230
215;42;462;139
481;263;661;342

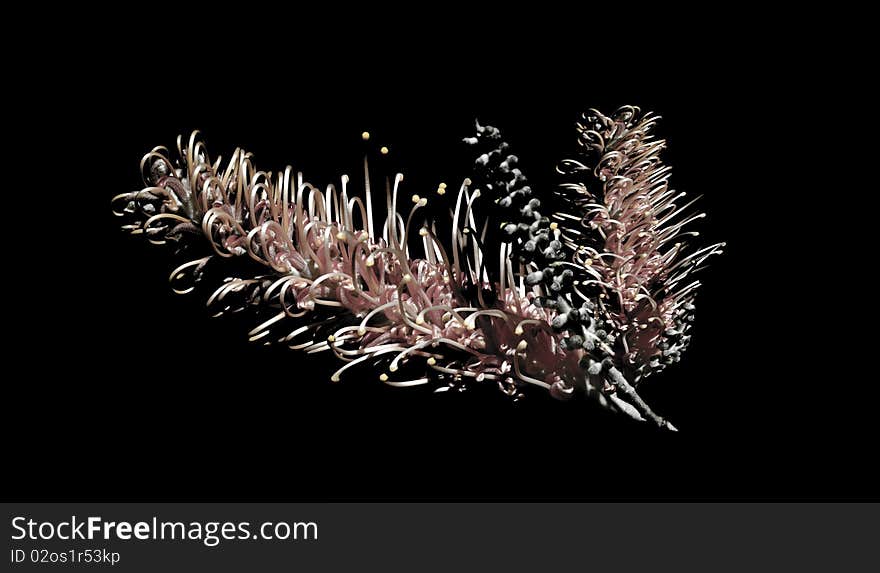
112;106;722;430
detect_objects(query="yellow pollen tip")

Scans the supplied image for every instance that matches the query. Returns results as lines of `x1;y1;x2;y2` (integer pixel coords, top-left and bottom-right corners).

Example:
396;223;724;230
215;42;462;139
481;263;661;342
327;335;336;342
549;222;558;230
402;274;412;283
415;316;425;325
419;227;429;237
437;188;446;195
357;327;366;336
365;256;375;267
361;131;370;141
330;374;340;382
412;194;421;203
438;182;447;189
389;364;398;372
514;326;524;335
517;340;528;351
379;373;389;382
380;146;389;155
418;198;427;207
336;232;347;241
427;357;436;366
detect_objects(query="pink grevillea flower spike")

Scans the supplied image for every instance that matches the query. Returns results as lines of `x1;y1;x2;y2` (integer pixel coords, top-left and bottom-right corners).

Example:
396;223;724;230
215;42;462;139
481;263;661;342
112;107;723;430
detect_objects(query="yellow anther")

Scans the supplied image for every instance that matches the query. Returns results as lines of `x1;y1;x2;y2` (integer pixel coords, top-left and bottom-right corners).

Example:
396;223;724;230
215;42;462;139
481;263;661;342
380;146;389;155
361;131;370;141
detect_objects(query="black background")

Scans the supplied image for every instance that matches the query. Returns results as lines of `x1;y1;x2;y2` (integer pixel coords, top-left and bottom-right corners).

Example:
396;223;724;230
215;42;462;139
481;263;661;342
7;14;873;500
